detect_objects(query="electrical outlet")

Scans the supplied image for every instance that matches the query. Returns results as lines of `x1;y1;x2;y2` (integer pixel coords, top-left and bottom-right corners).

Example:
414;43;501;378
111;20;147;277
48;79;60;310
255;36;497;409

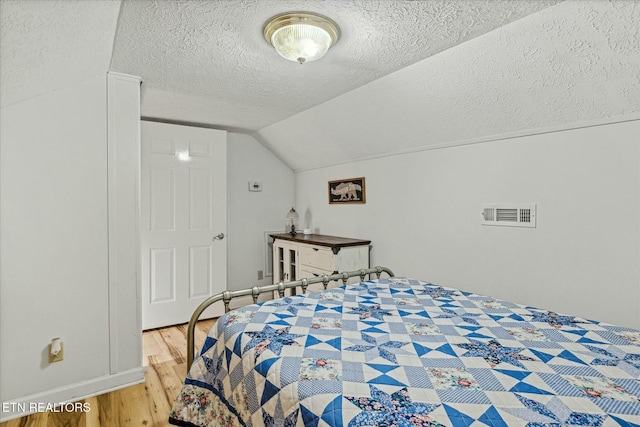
49;341;64;363
257;270;263;280
248;181;263;192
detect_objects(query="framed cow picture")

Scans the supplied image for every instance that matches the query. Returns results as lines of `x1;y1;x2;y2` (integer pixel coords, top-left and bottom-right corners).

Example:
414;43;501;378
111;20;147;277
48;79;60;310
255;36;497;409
328;177;366;204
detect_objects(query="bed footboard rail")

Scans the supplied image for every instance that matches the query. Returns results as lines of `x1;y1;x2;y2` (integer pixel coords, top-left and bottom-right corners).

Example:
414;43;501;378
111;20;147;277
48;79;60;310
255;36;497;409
186;266;394;367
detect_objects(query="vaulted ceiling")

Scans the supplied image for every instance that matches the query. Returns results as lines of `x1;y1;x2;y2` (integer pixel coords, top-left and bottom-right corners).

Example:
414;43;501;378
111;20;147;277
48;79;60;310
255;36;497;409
2;1;638;171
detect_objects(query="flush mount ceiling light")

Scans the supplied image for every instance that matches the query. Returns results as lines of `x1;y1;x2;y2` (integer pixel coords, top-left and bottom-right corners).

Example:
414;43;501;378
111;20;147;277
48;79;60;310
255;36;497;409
263;12;340;64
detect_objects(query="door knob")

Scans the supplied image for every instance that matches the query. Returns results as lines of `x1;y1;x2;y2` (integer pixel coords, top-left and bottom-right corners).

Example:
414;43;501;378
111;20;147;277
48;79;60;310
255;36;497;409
212;233;225;241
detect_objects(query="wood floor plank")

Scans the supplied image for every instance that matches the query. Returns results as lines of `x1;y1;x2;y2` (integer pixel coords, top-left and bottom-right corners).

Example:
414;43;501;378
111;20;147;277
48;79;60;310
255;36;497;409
48;407;84;427
157;328;186;365
82;397;100;427
0;319;217;427
143;331;174;365
1;411;49;427
94;390;117;427
172;363;188;387
148;356;183;407
142;332;163;366
115;381;158;426
143;360;178;426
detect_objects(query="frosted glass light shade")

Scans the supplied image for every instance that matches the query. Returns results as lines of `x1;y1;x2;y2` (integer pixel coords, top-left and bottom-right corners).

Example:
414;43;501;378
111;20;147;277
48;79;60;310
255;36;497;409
286;207;299;220
264;12;340;64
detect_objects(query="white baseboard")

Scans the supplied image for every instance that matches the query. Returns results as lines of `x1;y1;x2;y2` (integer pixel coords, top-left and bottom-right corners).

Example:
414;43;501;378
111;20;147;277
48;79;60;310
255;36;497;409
0;368;145;422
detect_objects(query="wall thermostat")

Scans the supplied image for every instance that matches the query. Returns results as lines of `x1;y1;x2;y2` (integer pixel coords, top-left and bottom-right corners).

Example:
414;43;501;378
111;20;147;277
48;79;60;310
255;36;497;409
249;181;263;192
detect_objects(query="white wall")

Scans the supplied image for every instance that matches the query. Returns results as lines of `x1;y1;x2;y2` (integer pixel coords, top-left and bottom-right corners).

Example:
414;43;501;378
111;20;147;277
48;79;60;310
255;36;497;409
0;80;291;418
0;74;143;420
227;133;295;291
295;120;640;330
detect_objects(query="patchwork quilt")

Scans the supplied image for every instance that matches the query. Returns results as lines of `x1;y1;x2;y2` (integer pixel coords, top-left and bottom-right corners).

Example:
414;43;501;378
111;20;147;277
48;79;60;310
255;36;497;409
169;278;640;427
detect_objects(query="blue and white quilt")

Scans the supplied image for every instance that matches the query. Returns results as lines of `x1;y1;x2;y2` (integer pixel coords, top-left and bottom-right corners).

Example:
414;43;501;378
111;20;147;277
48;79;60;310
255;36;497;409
169;278;640;426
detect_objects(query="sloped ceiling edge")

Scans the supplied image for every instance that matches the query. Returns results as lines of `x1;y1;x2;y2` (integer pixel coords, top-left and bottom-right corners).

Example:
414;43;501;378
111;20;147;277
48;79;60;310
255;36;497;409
255;1;640;172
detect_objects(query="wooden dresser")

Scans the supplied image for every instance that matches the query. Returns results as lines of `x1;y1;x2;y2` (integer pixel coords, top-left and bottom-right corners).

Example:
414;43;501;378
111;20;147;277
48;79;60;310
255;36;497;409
270;233;371;292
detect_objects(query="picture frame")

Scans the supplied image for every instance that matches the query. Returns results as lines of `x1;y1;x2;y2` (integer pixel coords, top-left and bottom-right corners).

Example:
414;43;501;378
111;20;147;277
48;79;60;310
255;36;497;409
328;177;366;204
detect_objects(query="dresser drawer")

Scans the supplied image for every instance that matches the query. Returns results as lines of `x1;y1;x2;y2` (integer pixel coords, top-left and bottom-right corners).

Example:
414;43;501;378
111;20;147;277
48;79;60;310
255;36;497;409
300;265;338;293
299;244;335;270
300;264;333;278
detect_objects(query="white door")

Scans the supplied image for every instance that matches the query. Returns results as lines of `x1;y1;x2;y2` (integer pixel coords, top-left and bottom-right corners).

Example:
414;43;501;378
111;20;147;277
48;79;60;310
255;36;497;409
141;121;227;329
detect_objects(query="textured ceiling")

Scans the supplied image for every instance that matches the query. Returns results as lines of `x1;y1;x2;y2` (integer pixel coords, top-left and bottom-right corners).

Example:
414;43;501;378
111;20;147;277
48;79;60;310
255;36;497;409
0;0;120;107
257;0;640;171
1;1;638;172
109;0;558;131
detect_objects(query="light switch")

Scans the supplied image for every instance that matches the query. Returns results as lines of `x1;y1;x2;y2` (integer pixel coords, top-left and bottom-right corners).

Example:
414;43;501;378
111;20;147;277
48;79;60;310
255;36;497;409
249;181;263;192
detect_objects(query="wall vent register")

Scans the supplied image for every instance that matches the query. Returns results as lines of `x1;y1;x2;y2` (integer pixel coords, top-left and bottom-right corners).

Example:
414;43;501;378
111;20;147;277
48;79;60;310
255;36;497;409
482;204;536;228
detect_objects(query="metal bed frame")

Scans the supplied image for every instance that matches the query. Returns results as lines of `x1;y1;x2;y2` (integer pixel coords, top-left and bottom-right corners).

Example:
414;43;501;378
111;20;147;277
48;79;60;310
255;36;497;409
187;266;395;367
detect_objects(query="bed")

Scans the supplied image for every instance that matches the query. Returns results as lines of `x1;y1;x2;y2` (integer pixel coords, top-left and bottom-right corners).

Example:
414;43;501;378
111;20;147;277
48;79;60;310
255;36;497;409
169;266;640;426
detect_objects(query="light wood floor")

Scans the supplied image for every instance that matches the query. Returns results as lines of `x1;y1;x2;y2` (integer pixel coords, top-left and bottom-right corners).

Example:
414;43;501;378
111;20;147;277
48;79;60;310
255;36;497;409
1;319;216;427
